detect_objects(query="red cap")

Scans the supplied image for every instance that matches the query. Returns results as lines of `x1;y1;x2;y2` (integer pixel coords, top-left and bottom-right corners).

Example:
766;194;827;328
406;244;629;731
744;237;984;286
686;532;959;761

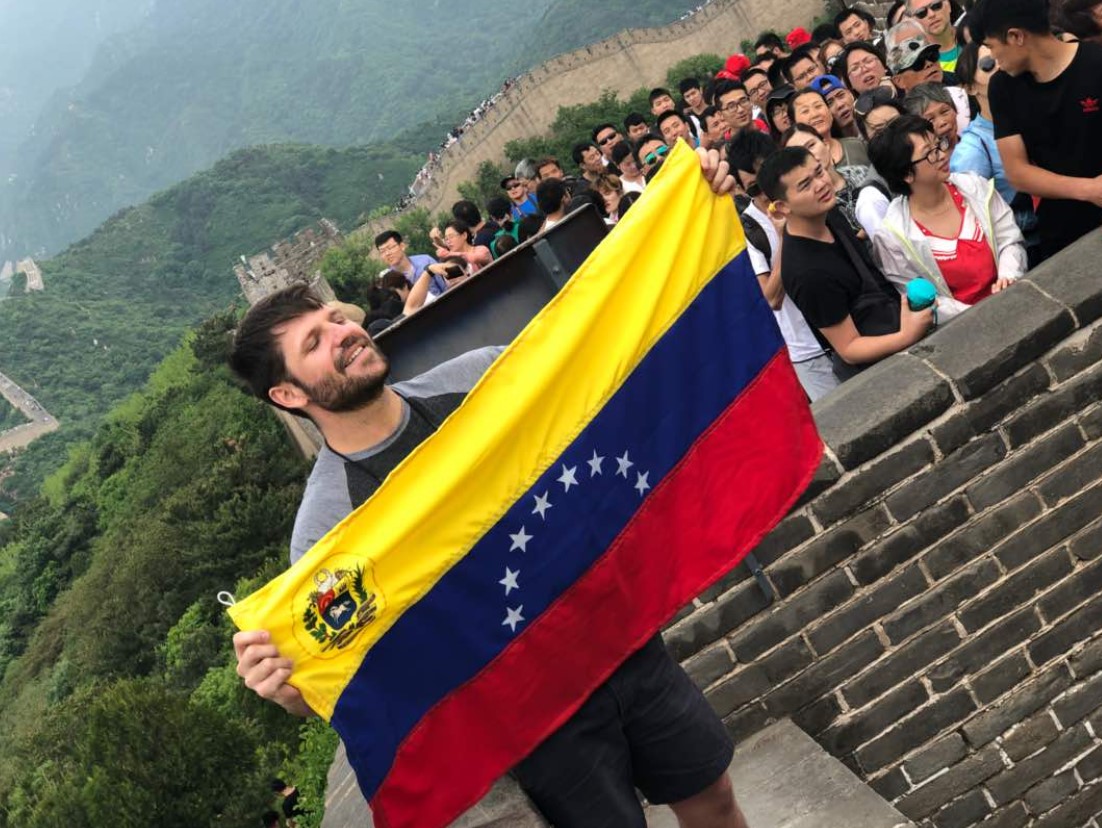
786;27;812;48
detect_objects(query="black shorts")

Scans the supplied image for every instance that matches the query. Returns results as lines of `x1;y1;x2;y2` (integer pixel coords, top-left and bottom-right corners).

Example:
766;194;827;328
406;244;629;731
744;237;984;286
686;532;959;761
512;635;734;828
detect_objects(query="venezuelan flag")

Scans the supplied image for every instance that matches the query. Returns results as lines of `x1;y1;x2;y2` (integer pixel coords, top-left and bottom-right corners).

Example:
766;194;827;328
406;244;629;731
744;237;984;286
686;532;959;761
229;143;823;828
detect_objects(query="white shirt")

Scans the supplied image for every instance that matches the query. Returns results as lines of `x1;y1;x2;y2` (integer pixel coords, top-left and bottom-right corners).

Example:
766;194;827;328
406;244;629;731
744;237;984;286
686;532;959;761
744;202;826;364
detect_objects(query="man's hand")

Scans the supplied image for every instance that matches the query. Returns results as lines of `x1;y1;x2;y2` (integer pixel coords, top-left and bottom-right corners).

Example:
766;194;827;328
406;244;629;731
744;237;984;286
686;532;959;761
991;277;1015;294
900;301;936;344
1085;174;1102;209
695;147;736;196
234;630;316;718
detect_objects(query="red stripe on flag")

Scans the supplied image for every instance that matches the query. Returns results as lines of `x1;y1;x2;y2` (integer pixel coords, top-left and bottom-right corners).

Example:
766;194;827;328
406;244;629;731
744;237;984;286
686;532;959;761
371;351;822;828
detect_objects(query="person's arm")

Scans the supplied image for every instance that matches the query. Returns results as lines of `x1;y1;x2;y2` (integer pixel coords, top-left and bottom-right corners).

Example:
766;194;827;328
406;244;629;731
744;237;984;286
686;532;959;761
997;135;1102;207
755;217;786;310
984;183;1028;283
819;302;934;366
404;270;434;314
233;630;316;718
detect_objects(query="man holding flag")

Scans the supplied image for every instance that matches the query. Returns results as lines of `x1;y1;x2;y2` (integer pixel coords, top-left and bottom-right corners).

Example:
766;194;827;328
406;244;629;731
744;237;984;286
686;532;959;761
229;144;821;828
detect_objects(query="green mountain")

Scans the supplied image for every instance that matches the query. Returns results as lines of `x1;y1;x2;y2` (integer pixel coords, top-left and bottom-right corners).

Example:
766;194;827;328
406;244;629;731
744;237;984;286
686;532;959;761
0;0;700;258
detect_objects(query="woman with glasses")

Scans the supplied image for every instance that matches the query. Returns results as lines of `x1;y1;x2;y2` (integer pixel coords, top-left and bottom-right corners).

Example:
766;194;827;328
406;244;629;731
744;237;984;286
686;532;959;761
838;42;893;95
431;219;492;274
868;115;1026;321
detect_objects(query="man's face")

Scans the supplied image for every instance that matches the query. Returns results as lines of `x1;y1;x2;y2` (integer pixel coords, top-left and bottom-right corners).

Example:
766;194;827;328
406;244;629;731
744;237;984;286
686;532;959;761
923;101;958;144
827;87;856;129
376;238;406;268
627;121;650;142
717;89;753;131
839;12;873;44
683;87;704;110
909;0;951;39
659;115;692;147
274;306;390;414
537;162;563;181
895;50;943;91
983;33;1029;77
505;179;528;204
745;73;772;108
846;50;887;93
703;113;726;149
776;157;836;220
581;146;605;175
618;153;642;178
638;139;667;175
594;127;623;160
789;56;823;89
650;94;676;116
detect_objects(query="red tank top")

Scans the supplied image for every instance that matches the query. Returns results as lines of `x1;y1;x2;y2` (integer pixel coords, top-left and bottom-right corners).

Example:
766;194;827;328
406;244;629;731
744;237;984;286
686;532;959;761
913;184;997;306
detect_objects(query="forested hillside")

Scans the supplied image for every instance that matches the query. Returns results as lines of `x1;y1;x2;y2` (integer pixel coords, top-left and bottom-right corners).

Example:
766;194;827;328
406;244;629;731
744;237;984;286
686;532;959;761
0;142;419;505
1;0;700;258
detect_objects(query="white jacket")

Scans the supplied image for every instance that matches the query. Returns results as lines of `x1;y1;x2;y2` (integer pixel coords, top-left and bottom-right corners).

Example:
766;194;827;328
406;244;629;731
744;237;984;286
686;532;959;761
872;172;1027;321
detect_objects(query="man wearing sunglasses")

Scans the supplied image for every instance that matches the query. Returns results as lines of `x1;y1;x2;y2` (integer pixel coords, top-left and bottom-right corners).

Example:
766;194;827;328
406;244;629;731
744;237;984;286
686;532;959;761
501;176;539;221
633;134;670;180
592;123;624;166
885;22;971;131
907;0;961;72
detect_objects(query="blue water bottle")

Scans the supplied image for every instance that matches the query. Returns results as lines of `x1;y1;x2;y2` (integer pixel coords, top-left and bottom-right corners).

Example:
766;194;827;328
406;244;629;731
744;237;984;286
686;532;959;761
906;278;938;327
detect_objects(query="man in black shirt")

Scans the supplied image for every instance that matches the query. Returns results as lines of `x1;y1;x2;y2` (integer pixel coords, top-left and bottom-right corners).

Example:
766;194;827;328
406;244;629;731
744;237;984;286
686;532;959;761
758;146;934;380
972;0;1102;258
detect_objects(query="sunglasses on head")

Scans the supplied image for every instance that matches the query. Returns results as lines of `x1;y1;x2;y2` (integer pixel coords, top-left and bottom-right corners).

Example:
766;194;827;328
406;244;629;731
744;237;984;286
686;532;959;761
854;86;896;118
912;0;945;20
643;145;670;166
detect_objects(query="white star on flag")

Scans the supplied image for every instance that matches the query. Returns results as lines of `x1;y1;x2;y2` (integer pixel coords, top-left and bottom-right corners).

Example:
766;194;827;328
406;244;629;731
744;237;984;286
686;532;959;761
558;464;579;492
532;491;552;520
635;471;651;496
499;567;520;596
509;526;533;553
503;605;525;633
587;450;605;477
616;451;634;478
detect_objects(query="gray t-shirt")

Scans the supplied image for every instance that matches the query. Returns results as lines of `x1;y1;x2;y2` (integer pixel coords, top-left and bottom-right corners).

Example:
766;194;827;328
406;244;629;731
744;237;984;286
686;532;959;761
289;346;503;564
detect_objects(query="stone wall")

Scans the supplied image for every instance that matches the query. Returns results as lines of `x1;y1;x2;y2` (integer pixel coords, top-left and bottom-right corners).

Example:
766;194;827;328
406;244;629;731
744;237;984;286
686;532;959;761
667;229;1102;827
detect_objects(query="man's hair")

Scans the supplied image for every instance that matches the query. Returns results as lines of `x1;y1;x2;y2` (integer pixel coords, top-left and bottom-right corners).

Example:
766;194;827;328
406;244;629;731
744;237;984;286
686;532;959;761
700;104;720;124
535;157;563;178
767;57;790;89
610;141;634;165
783;44;820;82
678;77;702;94
374;230;402;248
623;112;649;130
648;87;674;103
517;213;546;242
536;178;569;215
1052;0;1102;39
379;270;408;292
902;82;955;118
229;284;324;410
632;132;667;166
656;109;689;129
713;79;749;103
571;141;597;165
757;146;814;202
755;31;785;52
969;0;1052;42
836;41;886;90
813;21;843;42
743;67;769;85
834;7;877;31
591;122;619;142
868;113;935;197
515;158;538;181
486;195;512;222
451;199;481;226
727;129;778;178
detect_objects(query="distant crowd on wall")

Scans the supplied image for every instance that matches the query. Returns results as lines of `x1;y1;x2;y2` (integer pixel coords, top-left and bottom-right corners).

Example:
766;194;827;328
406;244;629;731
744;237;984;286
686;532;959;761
350;0;1102;407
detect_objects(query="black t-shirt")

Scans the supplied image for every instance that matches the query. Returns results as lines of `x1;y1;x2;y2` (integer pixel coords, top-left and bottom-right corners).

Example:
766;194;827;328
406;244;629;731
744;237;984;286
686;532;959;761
473;221;500;250
988;41;1102;254
781;210;901;355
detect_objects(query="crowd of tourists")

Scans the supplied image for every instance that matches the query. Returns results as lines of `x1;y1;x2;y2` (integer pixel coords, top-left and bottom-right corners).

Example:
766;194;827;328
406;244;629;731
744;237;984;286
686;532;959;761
365;0;1102;404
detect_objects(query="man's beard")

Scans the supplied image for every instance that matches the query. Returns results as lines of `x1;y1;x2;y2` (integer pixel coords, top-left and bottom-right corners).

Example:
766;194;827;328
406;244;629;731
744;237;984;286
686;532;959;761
295;339;391;413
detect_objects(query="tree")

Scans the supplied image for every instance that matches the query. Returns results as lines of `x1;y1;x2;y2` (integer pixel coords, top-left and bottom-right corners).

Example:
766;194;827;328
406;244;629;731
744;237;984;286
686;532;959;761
457;160;513;211
666;54;725;89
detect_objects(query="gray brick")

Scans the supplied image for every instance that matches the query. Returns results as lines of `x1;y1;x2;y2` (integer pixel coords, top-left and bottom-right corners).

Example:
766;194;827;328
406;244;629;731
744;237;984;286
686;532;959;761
814;353;954;470
820;680;929;755
664;579;770;661
959;547;1074;633
851;496;971;585
1024;770;1079;815
1037;440;1102;506
1082;403;1102;440
962;663;1072;747
883;559;1000;644
744;513;816;571
903;732;968;784
887;433;1007;522
987;724;1092;803
897;745;1004;819
912;280;1076;400
722;702;770;744
795;453;843;508
1069;517;1102;563
1075;747;1102;783
965;422;1085;511
931;363;1050;456
931;789;992;828
1029;230;1102;326
1053;671;1102;728
790;693;842;736
971;652;1032;705
1033;775;1102;827
1002;710;1060;761
1030;593;1102;666
1003;361;1102;448
808;565;927;655
757;636;814;684
707;666;771;719
812;439;935;527
1046;319;1102;383
729;569;853;661
684;644;734;690
1038;556;1102;624
976;803;1029;828
694;563;751;605
763;631;884;717
768;506;891;597
855;688;976;773
924;492;1043;580
995;482;1102;572
928;608;1041;693
1069;635;1102;678
844;621;961;708
869;767;910;801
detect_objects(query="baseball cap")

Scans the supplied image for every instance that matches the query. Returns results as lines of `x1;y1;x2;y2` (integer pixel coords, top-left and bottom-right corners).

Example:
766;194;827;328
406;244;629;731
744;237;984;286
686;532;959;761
766;84;797;105
884;21;941;75
809;75;846;97
500;176;521;189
